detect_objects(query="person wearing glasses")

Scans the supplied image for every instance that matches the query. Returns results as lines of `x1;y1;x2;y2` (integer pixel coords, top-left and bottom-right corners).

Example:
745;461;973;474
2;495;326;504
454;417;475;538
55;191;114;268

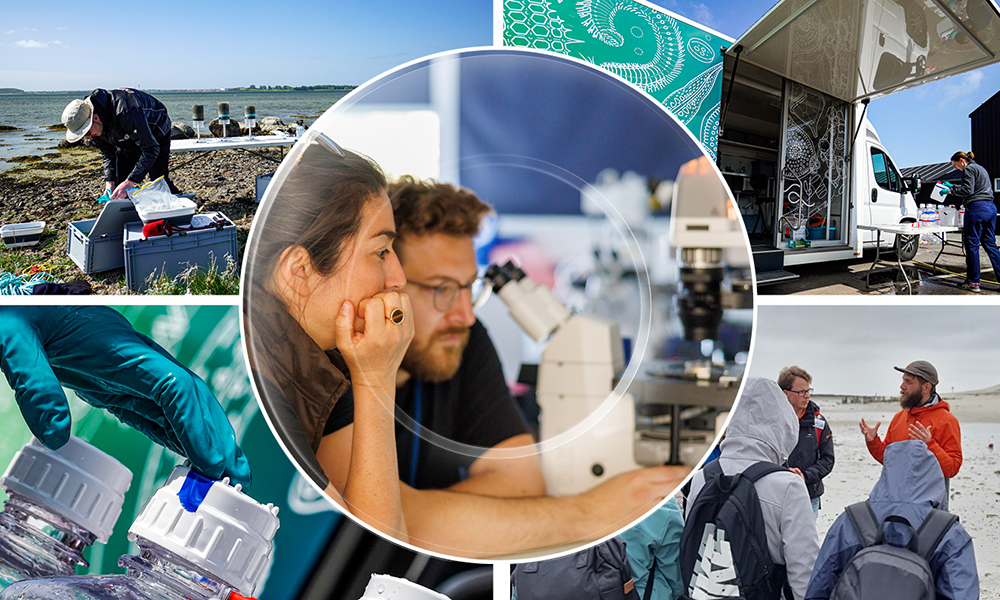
319;177;687;557
779;366;834;518
860;361;962;510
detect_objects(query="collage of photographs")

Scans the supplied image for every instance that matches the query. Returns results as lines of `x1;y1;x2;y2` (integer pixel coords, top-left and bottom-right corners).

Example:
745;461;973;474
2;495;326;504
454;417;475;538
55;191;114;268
0;0;998;599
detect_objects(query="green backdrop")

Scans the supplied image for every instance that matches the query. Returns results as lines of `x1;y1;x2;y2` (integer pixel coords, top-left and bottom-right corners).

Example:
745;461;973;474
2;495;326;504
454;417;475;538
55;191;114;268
500;0;728;158
0;306;339;600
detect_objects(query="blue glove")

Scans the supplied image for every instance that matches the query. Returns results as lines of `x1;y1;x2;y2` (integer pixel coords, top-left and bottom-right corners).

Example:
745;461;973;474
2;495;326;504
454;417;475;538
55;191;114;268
0;307;250;489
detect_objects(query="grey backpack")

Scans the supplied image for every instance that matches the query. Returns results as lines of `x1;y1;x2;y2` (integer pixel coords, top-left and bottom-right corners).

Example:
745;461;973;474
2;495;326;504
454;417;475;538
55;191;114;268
831;501;957;600
512;537;639;600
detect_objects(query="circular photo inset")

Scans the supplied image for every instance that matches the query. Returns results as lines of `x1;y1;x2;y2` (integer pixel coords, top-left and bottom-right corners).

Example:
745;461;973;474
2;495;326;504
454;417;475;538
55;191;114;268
241;48;752;559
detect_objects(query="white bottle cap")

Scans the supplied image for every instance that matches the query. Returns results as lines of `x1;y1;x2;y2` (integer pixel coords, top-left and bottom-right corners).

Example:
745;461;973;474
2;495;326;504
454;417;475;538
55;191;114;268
0;436;132;543
360;575;451;600
128;466;279;596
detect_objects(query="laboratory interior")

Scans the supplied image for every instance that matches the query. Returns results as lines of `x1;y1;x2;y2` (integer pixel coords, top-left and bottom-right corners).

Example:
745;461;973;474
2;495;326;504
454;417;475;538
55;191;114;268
274;48;755;498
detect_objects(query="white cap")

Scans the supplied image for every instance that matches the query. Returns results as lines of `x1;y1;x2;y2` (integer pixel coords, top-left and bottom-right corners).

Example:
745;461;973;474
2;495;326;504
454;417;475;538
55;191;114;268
1;436;132;543
361;575;451;600
128;466;280;596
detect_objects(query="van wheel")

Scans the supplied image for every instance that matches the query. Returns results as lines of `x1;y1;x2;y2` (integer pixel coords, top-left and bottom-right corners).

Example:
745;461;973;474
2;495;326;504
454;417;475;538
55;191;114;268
895;233;919;261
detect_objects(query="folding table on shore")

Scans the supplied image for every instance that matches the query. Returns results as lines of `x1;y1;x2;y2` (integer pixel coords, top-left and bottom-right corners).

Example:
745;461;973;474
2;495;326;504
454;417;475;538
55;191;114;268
169;133;299;169
858;223;963;294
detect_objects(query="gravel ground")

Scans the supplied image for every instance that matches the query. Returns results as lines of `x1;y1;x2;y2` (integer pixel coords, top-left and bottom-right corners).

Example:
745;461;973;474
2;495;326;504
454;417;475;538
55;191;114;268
0;144;285;294
758;239;995;296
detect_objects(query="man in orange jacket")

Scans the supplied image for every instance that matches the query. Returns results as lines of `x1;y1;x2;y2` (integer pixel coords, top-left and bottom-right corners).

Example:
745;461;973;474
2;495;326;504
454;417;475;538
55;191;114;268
860;360;962;508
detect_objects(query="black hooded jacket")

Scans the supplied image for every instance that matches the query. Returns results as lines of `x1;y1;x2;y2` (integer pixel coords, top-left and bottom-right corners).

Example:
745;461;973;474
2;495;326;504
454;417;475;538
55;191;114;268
786;400;834;499
87;88;171;184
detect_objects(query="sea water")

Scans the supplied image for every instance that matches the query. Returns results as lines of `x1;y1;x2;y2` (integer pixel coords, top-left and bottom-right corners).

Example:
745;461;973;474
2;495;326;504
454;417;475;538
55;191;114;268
0;90;349;171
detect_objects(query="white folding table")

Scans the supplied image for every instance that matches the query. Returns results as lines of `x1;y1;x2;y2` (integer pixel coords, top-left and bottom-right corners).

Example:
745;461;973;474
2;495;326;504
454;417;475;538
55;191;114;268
169;134;299;170
857;223;962;294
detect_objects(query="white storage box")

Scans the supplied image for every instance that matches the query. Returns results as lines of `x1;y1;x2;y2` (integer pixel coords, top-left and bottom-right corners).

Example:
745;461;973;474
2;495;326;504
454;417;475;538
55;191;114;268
2;221;45;248
132;197;196;224
128;178;197;224
67;200;140;273
124;212;238;292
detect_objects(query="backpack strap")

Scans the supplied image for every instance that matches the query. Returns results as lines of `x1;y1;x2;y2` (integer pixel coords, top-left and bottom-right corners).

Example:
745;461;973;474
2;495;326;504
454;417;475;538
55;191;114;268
702;458;723;480
915;509;958;560
741;461;787;483
642;556;657;600
845;501;880;548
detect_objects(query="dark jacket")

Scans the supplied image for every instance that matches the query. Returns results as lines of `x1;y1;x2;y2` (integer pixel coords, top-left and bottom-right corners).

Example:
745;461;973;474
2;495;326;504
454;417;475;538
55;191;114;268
87;88;171;184
786;400;834;499
243;280;350;488
804;441;978;599
946;161;994;207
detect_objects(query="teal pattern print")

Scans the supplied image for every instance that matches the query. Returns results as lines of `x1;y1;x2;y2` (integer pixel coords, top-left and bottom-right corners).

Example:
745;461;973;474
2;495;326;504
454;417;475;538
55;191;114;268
502;0;728;158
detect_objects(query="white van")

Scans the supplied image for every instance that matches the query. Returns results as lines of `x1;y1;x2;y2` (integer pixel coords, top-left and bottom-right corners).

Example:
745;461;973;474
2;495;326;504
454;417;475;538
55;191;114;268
498;0;1000;282
717;0;1000;283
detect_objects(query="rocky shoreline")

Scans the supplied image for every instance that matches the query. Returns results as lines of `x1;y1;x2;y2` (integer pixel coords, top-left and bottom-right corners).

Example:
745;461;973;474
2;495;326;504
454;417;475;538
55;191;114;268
0;132;286;294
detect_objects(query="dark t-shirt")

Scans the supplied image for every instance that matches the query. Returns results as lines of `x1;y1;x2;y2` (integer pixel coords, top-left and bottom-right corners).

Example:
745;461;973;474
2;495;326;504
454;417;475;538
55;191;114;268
324;320;530;489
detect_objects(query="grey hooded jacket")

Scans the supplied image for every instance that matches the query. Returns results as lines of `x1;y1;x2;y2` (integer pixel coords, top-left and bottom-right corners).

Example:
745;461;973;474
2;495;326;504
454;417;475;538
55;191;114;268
804;440;978;599
686;378;820;600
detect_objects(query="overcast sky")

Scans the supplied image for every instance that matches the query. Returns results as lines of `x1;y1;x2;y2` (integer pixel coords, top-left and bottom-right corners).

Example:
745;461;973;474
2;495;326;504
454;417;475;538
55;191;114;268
2;0;997;167
749;304;1000;396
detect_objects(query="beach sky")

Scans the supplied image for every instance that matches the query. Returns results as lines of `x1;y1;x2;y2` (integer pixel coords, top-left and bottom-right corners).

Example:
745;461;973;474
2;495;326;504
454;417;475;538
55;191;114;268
2;0;999;168
751;305;1000;397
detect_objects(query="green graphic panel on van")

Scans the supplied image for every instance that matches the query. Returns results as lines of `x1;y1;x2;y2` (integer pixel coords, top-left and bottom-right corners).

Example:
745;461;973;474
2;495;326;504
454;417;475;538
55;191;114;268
501;0;727;158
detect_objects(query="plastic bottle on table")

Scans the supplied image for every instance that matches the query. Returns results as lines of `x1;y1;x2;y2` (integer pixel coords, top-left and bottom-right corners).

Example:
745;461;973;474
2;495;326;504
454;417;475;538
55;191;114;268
0;437;131;590
927;203;941;244
919;205;932;245
0;466;279;600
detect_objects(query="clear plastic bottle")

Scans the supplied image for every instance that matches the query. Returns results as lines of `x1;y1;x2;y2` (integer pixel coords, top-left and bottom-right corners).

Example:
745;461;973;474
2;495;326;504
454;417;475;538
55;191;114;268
0;466;279;600
919;204;932;245
0;436;131;589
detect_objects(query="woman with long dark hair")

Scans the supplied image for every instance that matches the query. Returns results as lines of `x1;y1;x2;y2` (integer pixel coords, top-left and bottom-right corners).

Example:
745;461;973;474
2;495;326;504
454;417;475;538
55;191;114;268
243;134;413;539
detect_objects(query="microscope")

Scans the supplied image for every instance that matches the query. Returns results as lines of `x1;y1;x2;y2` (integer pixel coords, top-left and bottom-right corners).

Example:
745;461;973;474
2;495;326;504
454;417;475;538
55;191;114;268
628;156;751;469
484;158;750;497
484;261;640;496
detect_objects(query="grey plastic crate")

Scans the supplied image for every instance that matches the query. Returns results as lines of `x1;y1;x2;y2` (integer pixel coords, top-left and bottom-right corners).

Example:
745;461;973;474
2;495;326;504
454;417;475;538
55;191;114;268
255;173;274;203
124;212;238;292
67;200;140;273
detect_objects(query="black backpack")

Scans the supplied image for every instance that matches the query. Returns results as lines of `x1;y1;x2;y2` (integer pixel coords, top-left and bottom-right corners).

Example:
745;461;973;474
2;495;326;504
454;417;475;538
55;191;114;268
512;536;639;600
830;501;957;600
680;461;791;600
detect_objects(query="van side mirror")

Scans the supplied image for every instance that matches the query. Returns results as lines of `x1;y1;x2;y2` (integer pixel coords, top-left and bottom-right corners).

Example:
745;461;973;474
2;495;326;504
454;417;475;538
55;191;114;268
903;176;921;193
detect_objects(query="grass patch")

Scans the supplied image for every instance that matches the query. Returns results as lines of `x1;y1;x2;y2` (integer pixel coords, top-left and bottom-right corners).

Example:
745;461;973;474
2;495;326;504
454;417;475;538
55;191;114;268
140;255;240;295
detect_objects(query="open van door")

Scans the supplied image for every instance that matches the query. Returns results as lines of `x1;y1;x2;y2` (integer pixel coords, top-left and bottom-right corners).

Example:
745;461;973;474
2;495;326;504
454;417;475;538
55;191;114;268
731;0;1000;103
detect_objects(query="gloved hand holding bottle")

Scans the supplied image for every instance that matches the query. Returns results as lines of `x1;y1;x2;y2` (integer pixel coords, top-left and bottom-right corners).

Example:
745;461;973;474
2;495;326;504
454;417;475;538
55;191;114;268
0;306;250;488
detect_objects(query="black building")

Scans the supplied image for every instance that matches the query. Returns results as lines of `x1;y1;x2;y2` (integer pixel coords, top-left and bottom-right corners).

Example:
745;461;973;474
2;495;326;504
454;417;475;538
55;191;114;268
971;89;1000;193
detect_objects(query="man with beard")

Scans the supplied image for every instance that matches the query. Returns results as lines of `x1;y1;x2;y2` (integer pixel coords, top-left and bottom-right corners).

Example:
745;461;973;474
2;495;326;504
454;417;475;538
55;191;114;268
860;361;962;507
318;177;687;557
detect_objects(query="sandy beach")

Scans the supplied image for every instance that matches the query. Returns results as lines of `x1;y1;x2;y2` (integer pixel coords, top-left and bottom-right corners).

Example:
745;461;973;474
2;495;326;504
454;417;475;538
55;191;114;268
813;394;1000;597
0;143;281;294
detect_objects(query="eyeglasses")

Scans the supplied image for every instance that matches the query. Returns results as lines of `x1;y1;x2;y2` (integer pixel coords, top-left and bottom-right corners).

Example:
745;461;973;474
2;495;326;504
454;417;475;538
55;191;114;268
786;388;813;397
408;277;492;312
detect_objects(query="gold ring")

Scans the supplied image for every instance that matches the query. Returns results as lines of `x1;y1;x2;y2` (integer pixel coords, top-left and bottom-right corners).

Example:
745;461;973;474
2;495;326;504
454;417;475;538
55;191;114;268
389;308;404;324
